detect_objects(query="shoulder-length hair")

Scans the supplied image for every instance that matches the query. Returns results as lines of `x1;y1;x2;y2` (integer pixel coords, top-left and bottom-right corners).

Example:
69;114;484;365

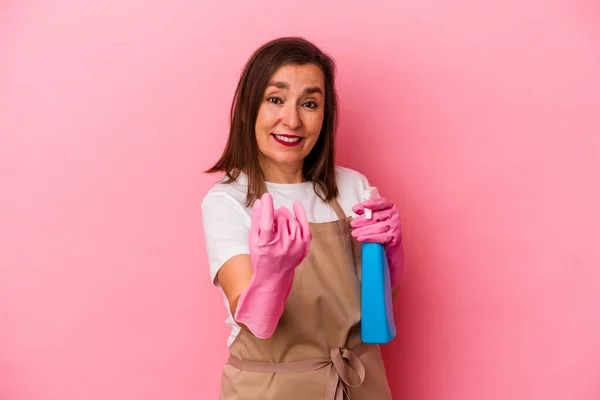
205;36;339;207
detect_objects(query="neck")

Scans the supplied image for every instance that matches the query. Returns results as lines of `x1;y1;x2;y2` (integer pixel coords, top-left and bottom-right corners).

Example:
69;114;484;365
259;158;304;184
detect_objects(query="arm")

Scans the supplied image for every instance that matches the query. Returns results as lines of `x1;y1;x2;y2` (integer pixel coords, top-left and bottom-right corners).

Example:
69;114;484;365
200;192;254;330
231;194;310;339
213;253;295;334
214;254;254;330
201;192;311;339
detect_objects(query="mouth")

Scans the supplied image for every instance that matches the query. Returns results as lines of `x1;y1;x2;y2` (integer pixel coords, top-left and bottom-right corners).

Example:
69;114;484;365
271;134;304;147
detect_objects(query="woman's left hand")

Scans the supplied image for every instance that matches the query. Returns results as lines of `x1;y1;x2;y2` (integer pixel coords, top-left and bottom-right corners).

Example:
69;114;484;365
351;197;402;245
351;197;405;288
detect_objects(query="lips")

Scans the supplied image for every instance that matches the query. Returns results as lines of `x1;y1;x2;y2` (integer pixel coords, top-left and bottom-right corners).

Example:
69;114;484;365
272;134;303;147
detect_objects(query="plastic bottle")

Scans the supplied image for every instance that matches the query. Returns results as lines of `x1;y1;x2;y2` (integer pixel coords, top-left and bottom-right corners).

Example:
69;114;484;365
359;187;396;344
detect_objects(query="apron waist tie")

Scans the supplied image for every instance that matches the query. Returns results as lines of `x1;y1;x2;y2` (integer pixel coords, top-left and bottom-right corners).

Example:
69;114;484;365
227;343;370;400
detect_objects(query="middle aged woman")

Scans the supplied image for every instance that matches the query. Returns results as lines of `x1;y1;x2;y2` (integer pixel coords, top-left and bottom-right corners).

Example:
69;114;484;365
201;36;405;399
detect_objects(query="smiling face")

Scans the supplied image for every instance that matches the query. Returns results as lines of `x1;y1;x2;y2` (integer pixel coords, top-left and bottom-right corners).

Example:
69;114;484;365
254;63;326;180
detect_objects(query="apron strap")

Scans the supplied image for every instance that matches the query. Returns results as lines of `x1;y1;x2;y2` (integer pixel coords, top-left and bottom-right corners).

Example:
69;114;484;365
227;343;370;400
329;197;348;221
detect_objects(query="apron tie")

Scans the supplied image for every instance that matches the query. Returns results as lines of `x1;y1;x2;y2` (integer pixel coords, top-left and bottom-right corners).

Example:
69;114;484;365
227;343;370;400
326;347;367;400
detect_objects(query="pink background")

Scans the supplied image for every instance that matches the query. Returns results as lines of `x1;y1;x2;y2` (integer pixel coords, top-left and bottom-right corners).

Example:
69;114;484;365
1;1;599;399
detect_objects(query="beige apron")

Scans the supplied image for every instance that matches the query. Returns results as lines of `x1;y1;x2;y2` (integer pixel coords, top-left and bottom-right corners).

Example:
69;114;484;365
219;196;392;400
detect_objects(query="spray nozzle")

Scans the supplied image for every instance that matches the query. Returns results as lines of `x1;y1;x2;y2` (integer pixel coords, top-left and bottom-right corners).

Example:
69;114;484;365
361;186;380;220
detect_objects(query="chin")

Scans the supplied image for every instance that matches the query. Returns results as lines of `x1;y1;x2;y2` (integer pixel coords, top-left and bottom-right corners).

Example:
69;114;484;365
273;156;305;166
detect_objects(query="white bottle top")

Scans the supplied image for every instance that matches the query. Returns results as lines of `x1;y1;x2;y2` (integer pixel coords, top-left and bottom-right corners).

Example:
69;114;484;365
361;186;380;220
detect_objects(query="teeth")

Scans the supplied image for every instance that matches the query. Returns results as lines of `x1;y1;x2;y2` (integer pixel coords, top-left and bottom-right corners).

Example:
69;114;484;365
275;135;301;143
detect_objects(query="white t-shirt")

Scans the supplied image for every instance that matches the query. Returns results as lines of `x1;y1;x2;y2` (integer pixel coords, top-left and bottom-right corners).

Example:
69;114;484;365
200;165;371;346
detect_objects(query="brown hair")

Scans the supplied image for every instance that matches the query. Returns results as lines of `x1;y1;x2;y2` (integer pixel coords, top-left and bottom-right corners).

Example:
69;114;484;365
205;36;339;207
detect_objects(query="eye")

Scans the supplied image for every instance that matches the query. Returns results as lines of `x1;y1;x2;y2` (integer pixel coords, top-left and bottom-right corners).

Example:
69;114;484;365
303;101;318;109
267;96;282;104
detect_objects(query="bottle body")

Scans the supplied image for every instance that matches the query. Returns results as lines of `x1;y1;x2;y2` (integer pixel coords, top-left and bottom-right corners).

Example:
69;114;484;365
360;241;396;344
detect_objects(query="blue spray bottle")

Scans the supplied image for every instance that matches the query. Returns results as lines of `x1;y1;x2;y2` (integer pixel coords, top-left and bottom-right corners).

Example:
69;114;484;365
360;187;396;344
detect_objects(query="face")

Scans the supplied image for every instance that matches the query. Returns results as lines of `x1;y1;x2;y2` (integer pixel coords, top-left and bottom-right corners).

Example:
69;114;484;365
254;63;325;174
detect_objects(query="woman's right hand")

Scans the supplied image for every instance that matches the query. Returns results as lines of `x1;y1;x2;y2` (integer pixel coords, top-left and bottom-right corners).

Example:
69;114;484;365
249;193;311;280
233;193;311;339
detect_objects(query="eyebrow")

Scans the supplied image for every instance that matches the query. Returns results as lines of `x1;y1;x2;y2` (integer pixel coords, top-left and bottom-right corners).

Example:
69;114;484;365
268;81;323;95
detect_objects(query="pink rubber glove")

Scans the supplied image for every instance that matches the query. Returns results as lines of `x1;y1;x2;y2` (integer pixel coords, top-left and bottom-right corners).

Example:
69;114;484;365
234;193;311;339
351;197;405;289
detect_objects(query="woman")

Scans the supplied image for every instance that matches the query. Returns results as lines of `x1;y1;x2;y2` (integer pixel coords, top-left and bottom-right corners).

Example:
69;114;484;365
201;36;405;400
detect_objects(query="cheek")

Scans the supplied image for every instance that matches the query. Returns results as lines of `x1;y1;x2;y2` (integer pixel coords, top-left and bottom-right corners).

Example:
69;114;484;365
307;112;325;135
256;107;278;130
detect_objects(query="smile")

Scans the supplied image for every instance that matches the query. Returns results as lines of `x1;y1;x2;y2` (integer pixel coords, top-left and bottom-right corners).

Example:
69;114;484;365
272;134;303;147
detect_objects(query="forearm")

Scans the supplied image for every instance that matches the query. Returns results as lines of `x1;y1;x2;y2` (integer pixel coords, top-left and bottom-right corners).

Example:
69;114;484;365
232;270;295;339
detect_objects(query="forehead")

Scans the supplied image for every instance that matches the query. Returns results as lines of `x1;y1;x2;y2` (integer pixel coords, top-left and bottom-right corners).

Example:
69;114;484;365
269;64;325;89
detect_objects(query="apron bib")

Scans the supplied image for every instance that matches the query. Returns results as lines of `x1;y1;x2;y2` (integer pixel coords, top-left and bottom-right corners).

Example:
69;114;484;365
219;195;392;400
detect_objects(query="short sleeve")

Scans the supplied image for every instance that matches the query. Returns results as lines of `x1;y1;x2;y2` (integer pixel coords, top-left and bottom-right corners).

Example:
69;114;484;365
201;191;251;286
359;173;371;193
334;166;374;218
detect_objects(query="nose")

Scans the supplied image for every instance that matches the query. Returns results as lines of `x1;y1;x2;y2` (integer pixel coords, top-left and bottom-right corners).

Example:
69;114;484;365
281;103;302;130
